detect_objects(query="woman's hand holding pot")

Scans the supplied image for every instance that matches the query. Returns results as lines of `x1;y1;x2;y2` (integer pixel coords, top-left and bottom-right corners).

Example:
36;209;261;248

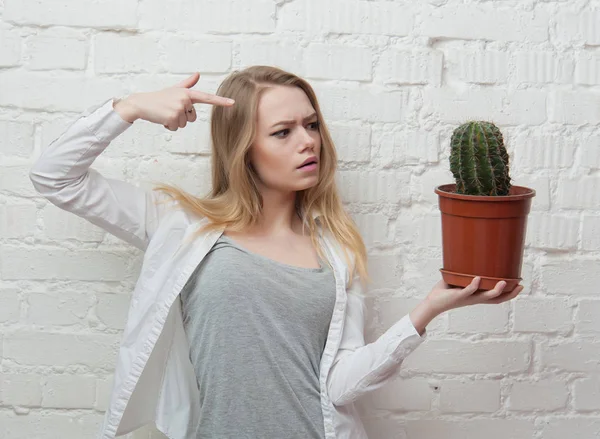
410;277;523;336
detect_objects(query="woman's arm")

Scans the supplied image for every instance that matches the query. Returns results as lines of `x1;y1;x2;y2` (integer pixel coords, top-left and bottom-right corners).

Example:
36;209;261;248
30;74;234;251
326;277;438;407
326;273;519;406
29;97;169;251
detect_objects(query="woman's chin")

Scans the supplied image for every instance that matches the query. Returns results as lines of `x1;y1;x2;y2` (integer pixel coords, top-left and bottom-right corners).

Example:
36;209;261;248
295;177;319;192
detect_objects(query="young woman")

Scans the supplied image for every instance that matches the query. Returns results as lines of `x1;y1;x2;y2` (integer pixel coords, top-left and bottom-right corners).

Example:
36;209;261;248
29;66;522;439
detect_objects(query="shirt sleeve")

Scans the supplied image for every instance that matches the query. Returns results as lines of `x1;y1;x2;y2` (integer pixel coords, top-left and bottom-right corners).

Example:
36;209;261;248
326;275;427;406
29;97;171;251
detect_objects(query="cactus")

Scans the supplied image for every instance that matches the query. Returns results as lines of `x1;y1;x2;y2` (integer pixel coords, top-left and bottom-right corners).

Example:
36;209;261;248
449;121;512;196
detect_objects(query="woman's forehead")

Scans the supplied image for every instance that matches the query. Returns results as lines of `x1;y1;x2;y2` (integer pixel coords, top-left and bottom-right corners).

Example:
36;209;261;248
257;86;315;125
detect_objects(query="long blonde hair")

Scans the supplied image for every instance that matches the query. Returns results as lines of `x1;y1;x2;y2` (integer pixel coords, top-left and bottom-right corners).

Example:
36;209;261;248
152;66;368;286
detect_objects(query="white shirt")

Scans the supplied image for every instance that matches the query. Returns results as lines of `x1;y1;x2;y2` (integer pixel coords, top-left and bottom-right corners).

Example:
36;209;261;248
29;97;427;439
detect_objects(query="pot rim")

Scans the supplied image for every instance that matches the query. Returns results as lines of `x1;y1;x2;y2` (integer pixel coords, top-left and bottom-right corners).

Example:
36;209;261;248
435;183;536;202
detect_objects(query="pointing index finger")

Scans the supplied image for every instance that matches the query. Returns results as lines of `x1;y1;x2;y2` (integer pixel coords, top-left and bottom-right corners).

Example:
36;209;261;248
188;90;235;107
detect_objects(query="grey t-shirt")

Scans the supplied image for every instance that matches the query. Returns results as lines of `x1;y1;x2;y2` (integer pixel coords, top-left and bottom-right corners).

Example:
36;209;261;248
180;233;336;439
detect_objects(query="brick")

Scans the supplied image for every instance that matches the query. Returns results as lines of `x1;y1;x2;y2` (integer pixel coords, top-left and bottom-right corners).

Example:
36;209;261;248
239;40;304;74
0;71;127;112
337;170;411;204
557;9;600;46
4;0;137;28
0;247;132;281
306;44;372;81
26;292;94;326
452;50;509;84
395;213;442;249
421;5;548;42
0;119;34;158
96;293;131;330
299;0;414;36
512;133;576;170
0;289;20;323
139;0;275;34
423;89;547;125
0;374;42;406
508;380;568;410
413;167;454;205
95;33;161;74
576;300;600;333
581;136;600;169
364;254;403;291
550;90;600;124
556;176;600;209
41;204;105;242
328;123;371;163
541;419;600;439
362;378;433;411
42;375;96;408
375;130;439;166
575;52;600;85
402;340;530;374
541;341;600;372
541;258;600;296
162;37;232;74
135;157;212;198
350;213;389;247
439;380;501;413
314;85;410;123
514;51;573;84
95;376;114;412
0;204;37;239
91;116;211;158
0;28;22;67
573;375;600;410
361;418;407;439
0;412;103;439
381;49;443;85
509;174;550;211
404;419;535;439
26;31;86;70
514;298;573;334
447;303;509;334
3;332;119;368
0;165;39;197
525;212;579;251
582;214;600;252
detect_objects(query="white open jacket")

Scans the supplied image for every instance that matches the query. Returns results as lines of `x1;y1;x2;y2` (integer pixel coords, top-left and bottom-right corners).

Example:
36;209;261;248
29;98;427;439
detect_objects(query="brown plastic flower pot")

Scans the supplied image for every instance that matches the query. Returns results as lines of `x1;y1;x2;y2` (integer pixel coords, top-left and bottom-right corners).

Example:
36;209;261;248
434;184;536;293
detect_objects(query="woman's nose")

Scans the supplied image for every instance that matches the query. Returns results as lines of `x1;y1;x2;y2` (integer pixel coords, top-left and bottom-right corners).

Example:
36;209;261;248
299;128;316;149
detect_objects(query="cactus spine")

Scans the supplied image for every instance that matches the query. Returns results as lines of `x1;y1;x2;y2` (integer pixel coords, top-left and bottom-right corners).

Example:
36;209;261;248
449;121;512;196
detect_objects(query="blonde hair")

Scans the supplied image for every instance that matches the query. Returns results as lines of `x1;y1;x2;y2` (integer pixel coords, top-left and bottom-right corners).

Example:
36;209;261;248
152;66;368;287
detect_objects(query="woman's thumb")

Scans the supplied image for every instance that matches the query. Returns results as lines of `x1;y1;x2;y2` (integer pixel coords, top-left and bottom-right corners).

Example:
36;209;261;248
174;72;200;89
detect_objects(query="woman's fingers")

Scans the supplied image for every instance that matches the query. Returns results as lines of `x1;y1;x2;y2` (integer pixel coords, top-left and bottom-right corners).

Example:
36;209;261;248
485;285;524;304
174;72;201;89
188;89;235;106
178;111;187;129
459;276;482;298
186;106;197;122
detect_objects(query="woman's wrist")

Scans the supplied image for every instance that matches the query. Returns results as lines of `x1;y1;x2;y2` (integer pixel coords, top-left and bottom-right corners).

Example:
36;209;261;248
409;298;441;336
113;94;139;123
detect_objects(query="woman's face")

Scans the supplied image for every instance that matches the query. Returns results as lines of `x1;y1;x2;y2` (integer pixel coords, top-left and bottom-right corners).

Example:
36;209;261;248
249;85;322;194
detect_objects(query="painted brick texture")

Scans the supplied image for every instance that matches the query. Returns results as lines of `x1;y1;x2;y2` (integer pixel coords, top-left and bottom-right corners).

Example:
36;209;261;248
1;1;598;438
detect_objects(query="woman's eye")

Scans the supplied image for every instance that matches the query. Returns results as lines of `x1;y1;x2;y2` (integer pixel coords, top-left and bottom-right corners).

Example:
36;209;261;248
309;121;320;130
272;129;289;138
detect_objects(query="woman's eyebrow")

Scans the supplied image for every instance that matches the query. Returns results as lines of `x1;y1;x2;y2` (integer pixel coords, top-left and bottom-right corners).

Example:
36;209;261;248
270;113;318;128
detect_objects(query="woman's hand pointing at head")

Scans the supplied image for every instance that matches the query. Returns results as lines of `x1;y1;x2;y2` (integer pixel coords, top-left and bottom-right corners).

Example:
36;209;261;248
113;72;235;130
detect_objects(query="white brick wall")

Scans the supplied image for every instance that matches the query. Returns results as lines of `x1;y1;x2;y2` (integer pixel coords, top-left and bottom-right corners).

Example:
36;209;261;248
0;0;599;438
